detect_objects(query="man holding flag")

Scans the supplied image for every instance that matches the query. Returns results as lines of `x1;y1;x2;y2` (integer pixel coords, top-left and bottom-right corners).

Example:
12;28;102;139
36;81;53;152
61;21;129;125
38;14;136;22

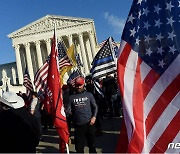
43;29;69;153
116;0;180;153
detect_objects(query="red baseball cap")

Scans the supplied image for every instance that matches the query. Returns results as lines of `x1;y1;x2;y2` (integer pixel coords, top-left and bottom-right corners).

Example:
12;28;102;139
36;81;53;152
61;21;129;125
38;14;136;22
75;77;85;86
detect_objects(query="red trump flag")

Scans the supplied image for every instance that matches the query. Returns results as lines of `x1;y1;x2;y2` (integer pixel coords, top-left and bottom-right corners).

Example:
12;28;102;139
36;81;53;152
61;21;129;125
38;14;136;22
117;0;180;153
44;30;69;147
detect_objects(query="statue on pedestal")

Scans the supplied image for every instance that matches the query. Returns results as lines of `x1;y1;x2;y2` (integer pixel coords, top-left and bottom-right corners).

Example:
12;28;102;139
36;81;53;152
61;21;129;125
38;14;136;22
1;69;11;91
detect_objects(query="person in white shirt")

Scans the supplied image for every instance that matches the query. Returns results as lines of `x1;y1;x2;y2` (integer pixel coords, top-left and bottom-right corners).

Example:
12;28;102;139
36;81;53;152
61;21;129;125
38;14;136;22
30;92;42;139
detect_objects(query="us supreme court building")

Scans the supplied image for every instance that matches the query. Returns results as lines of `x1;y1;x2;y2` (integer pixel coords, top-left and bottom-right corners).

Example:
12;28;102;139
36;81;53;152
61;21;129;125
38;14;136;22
0;15;101;93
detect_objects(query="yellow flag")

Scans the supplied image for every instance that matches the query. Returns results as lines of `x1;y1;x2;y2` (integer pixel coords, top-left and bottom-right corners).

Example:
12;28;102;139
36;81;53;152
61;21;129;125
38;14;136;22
66;45;77;67
60;66;72;85
60;45;76;84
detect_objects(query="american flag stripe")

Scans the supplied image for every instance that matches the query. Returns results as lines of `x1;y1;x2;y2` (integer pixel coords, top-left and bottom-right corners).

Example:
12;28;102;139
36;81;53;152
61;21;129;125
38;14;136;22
25;83;33;90
142;57;180;153
143;97;179;151
23;76;33;91
142;70;160;98
23;68;33;100
117;42;133;141
35;68;48;87
34;40;72;92
150;111;180;153
131;57;144;153
24;75;32;86
58;41;72;69
99;39;117;48
34;62;48;82
34;62;49;92
118;40;180;153
120;45;136;141
122;47;144;152
143;98;179;153
59;55;72;68
23;69;33;90
140;61;152;82
144;55;180;119
99;40;106;47
145;76;179;135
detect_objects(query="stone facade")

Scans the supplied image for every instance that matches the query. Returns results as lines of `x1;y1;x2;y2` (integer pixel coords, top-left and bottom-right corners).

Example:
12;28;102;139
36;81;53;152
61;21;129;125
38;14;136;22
1;15;119;94
0;62;18;86
8;15;98;85
1;15;100;93
0;62;26;95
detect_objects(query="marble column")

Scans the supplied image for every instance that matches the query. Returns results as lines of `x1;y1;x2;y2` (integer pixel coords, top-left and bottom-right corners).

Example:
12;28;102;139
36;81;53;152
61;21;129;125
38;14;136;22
85;37;93;68
76;43;83;73
2;69;7;86
24;43;34;82
67;34;74;74
67;34;73;47
35;40;43;67
45;38;51;55
11;67;17;85
88;31;96;58
78;33;89;74
13;44;23;84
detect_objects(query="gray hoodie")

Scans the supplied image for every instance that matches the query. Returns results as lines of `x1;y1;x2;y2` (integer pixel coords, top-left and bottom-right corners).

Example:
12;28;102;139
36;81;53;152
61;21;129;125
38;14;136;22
67;91;98;125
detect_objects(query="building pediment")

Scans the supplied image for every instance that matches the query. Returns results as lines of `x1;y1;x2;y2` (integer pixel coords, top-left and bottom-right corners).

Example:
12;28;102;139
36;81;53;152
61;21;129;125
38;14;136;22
8;15;93;38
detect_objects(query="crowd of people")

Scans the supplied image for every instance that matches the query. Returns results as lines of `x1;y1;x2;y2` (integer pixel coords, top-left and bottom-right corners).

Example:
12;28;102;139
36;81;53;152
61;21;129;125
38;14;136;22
0;72;122;153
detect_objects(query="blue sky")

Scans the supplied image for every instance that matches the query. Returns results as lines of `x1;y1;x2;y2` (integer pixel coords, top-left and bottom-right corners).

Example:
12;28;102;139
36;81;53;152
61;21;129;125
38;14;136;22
0;0;132;64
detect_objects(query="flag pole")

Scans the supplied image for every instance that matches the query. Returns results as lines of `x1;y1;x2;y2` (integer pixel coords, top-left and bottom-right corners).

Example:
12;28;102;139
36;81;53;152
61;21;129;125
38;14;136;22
73;39;78;72
109;37;117;67
66;143;69;154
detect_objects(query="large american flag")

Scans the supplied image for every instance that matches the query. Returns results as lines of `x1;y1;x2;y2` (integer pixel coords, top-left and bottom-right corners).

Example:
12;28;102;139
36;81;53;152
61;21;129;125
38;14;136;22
34;41;72;92
91;37;117;80
117;0;180;153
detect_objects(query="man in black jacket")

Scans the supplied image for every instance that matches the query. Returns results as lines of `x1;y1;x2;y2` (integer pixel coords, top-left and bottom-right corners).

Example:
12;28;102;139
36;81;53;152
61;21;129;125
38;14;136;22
67;76;98;153
102;74;119;117
0;92;41;153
